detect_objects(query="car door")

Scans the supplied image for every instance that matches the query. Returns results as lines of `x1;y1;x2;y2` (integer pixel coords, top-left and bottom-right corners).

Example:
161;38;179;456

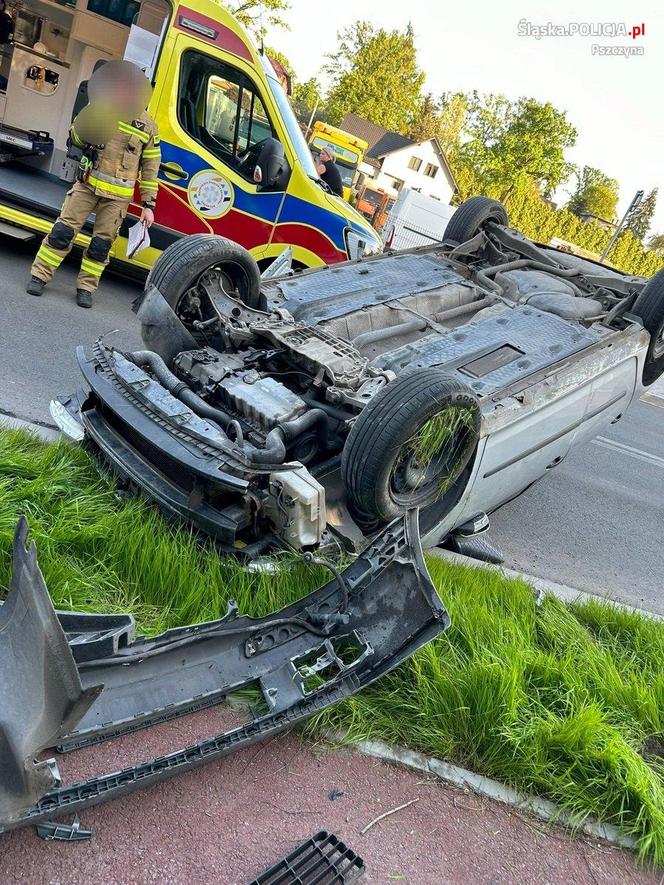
151;36;287;260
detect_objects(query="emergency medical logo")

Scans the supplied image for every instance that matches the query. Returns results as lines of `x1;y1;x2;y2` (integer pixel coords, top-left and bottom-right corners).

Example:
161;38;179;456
188;170;233;219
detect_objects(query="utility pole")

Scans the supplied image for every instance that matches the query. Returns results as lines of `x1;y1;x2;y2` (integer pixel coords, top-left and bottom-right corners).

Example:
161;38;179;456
599;190;644;264
305;99;320;139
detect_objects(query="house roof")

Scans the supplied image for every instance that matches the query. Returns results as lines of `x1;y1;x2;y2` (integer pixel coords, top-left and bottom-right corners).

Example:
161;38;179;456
340;113;413;158
340;112;459;193
578;211;617;228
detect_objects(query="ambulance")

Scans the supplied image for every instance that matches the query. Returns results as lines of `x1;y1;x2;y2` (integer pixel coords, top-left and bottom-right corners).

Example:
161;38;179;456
0;0;381;273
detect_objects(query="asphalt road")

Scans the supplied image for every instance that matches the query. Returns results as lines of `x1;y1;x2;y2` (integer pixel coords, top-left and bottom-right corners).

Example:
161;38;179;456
489;395;664;615
0;238;143;426
0;236;662;614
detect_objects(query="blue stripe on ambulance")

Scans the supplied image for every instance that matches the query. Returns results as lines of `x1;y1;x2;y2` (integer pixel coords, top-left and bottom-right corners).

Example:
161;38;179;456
159;142;373;252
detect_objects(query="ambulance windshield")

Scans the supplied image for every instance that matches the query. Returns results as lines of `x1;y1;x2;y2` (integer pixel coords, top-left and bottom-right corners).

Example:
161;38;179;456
265;74;318;180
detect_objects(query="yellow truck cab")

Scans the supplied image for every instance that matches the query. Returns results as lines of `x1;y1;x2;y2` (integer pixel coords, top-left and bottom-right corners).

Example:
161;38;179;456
308;121;368;202
0;0;380;272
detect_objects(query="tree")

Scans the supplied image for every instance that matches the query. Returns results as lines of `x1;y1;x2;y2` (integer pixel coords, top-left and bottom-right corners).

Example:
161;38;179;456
409;93;440;142
232;0;290;37
648;233;664;254
408;92;468;162
456;93;577;203
567;166;619;221
291;77;326;126
324;21;425;134
627;187;658;241
436;92;467;157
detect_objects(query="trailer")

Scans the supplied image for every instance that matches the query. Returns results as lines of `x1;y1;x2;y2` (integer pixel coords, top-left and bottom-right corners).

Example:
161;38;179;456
383;188;456;251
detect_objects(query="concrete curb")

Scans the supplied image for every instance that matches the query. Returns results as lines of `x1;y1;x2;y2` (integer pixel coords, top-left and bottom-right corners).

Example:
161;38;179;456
0;411;61;442
325;733;636;851
428;547;664;622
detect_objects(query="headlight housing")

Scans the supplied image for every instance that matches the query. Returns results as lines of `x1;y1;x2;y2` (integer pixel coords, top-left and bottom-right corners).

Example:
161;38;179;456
345;228;383;261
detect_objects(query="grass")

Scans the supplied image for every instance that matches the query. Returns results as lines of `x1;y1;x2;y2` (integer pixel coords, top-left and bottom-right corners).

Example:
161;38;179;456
407;406;476;493
0;428;663;863
410;406;476;465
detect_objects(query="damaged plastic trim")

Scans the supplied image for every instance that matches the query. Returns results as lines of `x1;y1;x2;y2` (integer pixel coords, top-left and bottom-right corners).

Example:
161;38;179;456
0;511;448;834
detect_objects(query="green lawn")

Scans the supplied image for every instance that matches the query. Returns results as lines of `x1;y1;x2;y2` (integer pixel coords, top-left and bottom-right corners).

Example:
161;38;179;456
1;429;662;863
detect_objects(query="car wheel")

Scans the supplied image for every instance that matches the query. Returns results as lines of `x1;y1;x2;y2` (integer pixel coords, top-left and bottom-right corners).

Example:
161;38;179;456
444;196;508;244
341;369;481;531
631;268;664;385
147;234;263;315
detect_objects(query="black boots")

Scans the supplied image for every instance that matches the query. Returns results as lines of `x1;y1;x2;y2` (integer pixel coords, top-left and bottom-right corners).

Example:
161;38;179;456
27;277;94;307
26;277;45;296
76;289;93;309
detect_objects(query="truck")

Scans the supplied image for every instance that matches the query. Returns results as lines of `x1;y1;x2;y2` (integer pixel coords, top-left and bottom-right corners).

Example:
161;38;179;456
355;182;394;230
307;121;368;202
0;0;381;274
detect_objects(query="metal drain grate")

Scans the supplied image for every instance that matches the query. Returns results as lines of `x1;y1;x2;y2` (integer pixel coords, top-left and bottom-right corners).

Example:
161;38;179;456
248;831;365;884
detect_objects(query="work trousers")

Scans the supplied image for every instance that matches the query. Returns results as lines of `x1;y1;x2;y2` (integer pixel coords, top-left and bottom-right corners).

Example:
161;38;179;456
31;181;129;293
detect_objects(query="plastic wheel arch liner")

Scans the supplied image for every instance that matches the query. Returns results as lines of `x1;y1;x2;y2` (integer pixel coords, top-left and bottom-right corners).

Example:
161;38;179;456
0;511;449;834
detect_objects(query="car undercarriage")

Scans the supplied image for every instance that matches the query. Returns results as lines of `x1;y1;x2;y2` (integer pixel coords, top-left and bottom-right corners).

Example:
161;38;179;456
53;197;662;554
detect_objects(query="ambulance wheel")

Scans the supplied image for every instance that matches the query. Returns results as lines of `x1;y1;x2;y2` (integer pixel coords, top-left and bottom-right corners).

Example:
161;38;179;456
147;234;263;314
444;196;508;244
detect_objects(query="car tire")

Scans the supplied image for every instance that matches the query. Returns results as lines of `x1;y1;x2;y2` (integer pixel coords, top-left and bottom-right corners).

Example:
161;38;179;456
341;369;481;531
631;268;664;386
444;196;508;244
147;234;263;311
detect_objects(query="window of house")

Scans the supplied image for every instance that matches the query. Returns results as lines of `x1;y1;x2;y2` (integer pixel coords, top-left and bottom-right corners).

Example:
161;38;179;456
408;156;422;172
424;163;438;178
87;0;140;27
178;51;275;181
391;178;404;192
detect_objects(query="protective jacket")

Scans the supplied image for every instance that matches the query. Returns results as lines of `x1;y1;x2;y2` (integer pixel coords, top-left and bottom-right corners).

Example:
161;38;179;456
70;110;161;207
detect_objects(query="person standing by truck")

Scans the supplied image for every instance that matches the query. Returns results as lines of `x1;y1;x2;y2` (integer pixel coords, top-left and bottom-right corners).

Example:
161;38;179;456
26;62;161;308
315;147;344;198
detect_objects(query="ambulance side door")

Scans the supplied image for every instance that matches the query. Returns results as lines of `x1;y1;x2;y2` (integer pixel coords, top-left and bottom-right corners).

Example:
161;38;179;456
152;35;290;258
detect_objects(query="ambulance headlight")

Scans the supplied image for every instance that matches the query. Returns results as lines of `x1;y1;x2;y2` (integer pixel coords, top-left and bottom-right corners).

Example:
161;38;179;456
345;228;382;260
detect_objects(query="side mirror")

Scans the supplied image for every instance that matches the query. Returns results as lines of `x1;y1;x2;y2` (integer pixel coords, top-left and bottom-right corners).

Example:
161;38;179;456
254;137;291;192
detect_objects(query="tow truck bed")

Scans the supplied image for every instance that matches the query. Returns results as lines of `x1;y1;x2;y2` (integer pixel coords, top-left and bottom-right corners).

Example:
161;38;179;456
0;125;53;162
0;162;69;218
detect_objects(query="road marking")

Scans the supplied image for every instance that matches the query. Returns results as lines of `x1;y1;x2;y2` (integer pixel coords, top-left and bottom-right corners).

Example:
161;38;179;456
594;436;664;469
640;391;664;409
640;377;664;408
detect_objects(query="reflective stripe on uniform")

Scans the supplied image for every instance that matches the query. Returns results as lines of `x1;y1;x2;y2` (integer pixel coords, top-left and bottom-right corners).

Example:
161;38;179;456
81;257;105;277
87;173;134;199
142;148;161;159
118;121;150;144
37;244;65;268
141;179;159;191
69;126;84;147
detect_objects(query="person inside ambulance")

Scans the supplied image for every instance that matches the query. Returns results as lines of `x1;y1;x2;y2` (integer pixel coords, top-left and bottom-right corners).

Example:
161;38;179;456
26;61;161;309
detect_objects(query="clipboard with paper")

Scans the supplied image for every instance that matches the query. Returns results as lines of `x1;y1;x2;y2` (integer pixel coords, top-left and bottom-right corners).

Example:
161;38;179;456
127;220;151;259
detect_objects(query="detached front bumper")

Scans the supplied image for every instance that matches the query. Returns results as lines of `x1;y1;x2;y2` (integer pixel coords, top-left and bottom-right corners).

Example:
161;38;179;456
0;512;448;834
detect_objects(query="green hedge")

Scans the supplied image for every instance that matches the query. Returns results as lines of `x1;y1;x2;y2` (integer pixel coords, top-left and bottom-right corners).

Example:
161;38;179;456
453;167;664;279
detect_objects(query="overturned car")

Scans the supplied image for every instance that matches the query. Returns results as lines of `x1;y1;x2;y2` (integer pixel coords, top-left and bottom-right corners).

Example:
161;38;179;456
54;196;664;552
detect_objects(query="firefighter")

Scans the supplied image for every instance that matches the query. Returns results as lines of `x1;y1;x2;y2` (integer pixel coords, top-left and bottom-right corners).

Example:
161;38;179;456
26;102;160;308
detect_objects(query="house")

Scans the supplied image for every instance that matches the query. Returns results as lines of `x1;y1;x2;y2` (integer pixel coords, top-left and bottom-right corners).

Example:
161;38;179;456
577;211;618;233
340;112;458;203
